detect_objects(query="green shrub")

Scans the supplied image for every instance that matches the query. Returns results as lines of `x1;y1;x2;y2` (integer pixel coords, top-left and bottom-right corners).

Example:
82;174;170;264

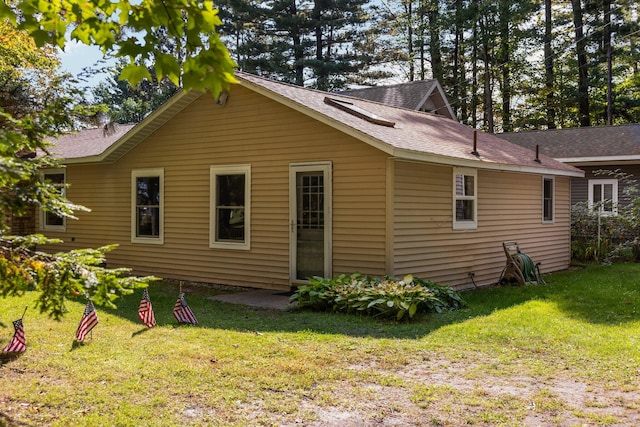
571;170;640;264
290;273;465;321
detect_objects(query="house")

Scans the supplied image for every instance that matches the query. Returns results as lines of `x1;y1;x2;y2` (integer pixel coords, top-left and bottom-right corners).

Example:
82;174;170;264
498;124;640;215
337;79;457;121
38;72;582;291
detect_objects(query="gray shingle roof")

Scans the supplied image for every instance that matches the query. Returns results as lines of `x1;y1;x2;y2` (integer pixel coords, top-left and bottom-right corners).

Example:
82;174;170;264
44;124;136;159
498;124;640;161
337;79;455;120
339;80;438;109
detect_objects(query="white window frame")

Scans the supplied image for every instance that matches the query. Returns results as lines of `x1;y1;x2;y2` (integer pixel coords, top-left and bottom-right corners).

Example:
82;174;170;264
453;167;477;230
588;179;618;216
131;168;164;245
542;176;555;224
40;168;67;232
210;164;251;250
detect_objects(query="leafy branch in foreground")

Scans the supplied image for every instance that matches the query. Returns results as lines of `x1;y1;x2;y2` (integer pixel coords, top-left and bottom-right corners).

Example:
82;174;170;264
0;4;232;319
0;235;158;320
291;273;465;321
1;0;237;96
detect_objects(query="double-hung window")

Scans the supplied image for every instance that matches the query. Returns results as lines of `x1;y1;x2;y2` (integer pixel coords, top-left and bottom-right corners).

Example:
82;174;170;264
132;169;164;244
542;176;554;223
453;168;477;230
41;169;66;231
210;165;251;250
588;179;618;215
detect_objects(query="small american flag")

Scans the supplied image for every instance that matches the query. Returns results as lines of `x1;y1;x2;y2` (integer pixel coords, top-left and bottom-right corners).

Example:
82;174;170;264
173;293;198;325
137;288;156;328
75;301;99;342
1;319;26;354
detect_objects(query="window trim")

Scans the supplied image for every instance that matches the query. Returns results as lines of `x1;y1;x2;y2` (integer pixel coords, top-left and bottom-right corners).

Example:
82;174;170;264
453;167;477;230
40;168;67;232
131;168;164;245
209;164;251;250
542;176;555;224
588;178;618;216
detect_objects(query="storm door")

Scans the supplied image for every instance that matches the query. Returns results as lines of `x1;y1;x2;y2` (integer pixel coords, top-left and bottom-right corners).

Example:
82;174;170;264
289;163;332;283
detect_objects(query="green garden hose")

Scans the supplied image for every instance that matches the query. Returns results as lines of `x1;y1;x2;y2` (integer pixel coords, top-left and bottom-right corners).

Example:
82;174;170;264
515;253;536;281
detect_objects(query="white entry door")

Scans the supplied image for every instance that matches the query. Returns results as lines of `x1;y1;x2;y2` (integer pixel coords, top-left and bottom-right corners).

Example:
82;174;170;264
289;162;332;283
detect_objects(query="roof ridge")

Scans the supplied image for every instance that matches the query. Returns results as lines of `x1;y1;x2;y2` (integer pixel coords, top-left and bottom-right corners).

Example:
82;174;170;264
340;79;436;92
238;70;443;118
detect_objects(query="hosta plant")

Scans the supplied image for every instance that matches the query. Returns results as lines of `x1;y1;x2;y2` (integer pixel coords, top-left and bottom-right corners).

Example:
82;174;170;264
290;273;465;321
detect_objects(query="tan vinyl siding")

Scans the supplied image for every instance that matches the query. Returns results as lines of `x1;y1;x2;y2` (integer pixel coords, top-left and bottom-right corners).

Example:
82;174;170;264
44;86;388;290
392;160;571;289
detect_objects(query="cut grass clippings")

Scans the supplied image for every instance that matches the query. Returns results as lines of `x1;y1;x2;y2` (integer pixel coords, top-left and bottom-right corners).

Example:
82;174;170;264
0;263;639;426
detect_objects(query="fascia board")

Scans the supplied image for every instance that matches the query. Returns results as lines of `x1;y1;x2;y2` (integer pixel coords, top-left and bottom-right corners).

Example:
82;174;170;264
559;155;640;165
61;90;203;165
391;150;585;177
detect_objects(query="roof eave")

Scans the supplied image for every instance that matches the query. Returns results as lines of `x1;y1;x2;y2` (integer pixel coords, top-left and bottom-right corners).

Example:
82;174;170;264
392;149;585;177
59;89;203;164
558;155;640;166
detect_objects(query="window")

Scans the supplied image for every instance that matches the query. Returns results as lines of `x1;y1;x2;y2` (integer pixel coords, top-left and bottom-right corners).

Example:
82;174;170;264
131;169;164;244
41;169;66;231
453;168;477;230
589;179;618;215
210;165;251;250
543;176;554;223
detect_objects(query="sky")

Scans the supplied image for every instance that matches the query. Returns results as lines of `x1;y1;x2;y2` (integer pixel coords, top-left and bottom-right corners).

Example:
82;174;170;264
58;41;113;88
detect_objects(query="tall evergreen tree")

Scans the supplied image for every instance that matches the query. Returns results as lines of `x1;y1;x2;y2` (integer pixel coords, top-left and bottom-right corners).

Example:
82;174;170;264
91;59;179;124
544;0;556;129
571;0;591;127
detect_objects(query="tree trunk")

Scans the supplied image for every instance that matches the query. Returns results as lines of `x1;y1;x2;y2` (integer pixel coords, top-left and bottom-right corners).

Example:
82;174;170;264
571;0;591;127
406;0;414;81
471;20;479;129
498;0;511;132
604;0;613;125
544;0;556;129
313;2;328;90
289;1;305;86
478;13;494;133
427;0;443;82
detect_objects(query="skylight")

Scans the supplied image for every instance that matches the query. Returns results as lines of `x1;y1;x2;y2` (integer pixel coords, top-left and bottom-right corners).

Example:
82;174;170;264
324;97;395;128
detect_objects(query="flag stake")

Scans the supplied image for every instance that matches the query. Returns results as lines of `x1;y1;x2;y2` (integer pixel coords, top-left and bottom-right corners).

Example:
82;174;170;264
20;306;28;319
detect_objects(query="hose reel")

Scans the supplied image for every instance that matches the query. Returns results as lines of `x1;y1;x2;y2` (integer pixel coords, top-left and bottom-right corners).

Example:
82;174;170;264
499;242;546;286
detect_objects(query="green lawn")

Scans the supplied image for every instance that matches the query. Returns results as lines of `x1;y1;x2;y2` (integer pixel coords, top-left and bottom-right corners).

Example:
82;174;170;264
1;264;639;426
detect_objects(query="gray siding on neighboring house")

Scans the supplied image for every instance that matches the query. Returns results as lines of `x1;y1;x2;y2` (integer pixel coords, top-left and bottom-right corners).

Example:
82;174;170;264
570;165;640;206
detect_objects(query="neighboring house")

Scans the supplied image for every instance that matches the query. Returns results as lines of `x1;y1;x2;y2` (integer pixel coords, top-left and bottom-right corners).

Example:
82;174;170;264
337;79;457;121
498;124;640;216
39;72;582;291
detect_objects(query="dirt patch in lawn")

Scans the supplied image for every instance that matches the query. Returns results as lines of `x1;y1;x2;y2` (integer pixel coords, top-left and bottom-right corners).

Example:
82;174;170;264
250;355;640;427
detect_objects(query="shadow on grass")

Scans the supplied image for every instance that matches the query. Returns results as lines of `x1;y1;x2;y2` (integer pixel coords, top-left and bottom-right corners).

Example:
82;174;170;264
100;263;640;339
0;411;34;427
